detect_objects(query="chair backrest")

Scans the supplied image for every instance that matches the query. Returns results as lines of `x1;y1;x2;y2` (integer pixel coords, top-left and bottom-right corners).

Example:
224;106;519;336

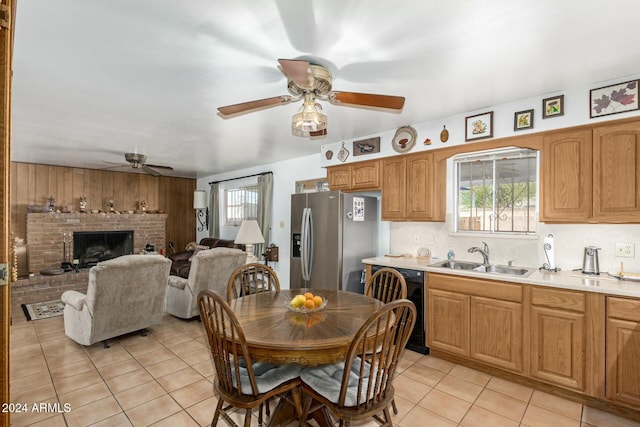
227;262;280;302
198;289;259;398
364;267;407;303
338;299;416;410
188;247;247;297
86;254;171;337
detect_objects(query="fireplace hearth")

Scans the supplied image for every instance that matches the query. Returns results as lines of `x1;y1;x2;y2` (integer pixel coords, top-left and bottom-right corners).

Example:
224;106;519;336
73;230;134;268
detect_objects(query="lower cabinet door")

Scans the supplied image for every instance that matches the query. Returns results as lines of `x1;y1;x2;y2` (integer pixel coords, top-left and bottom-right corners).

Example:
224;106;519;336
428;289;469;356
470;296;523;372
530;306;585;391
607;317;640;406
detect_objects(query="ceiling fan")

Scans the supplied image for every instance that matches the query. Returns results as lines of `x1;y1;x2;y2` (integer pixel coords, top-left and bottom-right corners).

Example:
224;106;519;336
217;59;406;137
105;153;174;177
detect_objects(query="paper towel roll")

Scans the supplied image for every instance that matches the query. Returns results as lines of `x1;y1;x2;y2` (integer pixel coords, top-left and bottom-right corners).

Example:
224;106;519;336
544;235;555;270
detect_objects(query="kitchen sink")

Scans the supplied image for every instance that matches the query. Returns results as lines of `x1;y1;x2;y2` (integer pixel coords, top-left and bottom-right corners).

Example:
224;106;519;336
430;260;535;277
430;260;483;270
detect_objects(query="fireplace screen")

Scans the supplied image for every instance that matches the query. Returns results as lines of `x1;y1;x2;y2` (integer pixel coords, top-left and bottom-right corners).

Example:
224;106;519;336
73;230;134;268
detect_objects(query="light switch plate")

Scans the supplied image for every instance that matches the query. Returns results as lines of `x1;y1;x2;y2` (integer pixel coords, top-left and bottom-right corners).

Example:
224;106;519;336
614;243;635;258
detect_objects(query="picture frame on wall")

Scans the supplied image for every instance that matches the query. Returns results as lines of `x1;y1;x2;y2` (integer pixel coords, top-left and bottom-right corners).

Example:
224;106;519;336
542;95;564;118
465;111;493;141
590;79;639;118
514;109;534;131
352;136;381;156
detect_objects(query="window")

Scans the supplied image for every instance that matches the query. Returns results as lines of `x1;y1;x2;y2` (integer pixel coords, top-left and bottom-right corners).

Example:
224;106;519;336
224;185;258;226
454;148;537;234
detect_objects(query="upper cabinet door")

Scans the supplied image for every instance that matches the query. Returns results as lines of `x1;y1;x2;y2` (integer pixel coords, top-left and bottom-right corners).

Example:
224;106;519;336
381;156;406;220
593;121;640;222
541;129;593;221
327;165;351;190
350;159;380;190
405;151;434;220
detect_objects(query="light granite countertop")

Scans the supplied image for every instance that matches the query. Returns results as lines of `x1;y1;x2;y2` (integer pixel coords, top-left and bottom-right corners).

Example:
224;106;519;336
362;256;640;298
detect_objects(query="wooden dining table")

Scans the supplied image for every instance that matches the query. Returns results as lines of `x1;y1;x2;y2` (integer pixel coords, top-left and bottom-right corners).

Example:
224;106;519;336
228;288;385;426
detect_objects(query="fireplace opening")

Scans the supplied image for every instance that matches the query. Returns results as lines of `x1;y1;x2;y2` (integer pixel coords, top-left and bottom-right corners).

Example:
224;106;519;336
73;230;134;268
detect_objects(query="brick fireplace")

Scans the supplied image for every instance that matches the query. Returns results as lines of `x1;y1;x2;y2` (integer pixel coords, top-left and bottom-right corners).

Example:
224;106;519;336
12;212;167;312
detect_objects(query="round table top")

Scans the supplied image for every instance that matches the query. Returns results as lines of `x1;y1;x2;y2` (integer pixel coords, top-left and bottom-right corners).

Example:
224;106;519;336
229;289;384;366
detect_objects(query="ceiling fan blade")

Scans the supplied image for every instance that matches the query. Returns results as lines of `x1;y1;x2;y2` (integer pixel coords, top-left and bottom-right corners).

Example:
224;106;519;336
330;91;405;110
278;59;314;90
218;95;293;116
145;163;173;171
142;164;164;177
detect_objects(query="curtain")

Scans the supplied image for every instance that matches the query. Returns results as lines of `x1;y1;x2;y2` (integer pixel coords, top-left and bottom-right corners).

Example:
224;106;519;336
256;173;273;258
209;182;220;238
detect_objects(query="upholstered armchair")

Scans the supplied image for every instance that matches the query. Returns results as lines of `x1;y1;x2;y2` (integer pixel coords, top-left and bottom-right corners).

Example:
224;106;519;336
61;254;171;347
165;247;247;319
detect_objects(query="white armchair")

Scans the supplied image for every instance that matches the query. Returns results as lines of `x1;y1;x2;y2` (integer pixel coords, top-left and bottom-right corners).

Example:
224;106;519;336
61;254;171;347
165;247;246;319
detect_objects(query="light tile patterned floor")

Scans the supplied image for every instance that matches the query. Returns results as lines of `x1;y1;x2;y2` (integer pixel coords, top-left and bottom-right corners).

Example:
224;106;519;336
8;311;640;427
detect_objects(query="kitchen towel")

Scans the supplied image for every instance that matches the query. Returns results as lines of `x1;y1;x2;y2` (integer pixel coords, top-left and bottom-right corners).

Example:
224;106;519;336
543;235;556;270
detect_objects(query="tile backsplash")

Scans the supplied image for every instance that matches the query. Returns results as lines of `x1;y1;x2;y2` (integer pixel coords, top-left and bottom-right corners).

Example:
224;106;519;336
389;218;640;274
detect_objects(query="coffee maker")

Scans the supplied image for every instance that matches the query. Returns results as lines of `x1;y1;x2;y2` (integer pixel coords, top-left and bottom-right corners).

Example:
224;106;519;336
582;246;601;275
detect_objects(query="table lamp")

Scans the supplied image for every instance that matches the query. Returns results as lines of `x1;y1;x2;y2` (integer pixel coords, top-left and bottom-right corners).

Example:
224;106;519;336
234;220;265;263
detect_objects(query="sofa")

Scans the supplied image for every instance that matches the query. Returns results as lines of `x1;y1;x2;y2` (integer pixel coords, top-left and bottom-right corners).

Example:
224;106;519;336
168;237;245;278
165;247;247;319
61;254;171;347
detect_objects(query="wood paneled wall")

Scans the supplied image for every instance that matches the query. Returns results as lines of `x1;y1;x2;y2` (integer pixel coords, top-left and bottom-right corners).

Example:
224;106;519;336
10;162;197;252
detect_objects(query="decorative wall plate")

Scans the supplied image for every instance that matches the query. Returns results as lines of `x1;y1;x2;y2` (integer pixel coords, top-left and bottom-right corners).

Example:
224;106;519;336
391;126;417;153
325;150;333;160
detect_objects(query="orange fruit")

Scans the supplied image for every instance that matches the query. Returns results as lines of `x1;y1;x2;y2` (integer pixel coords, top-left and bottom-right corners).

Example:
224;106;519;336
313;296;323;307
304;292;314;300
303;299;315;310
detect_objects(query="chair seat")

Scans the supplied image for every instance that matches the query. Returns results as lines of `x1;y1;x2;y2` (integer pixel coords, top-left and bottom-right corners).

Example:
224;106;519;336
232;360;301;395
301;357;373;407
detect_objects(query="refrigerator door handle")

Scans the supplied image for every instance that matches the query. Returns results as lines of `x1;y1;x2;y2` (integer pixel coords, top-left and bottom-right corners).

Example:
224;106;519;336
306;208;314;279
300;208;310;281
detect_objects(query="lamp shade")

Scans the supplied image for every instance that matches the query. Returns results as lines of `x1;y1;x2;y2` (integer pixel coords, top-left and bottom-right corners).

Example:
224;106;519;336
234;220;265;244
193;190;207;209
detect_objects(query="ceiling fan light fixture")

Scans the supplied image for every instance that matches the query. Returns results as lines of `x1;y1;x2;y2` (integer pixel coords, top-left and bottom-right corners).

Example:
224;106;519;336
292;94;327;137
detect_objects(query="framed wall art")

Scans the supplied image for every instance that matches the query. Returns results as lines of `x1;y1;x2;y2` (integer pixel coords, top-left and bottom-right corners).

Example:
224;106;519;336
542;95;564;118
465;111;493;141
590;79;639;118
352;136;381;156
514;109;534;131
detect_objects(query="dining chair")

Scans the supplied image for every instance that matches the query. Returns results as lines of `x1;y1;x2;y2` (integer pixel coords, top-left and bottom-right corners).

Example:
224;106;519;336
198;290;301;427
299;299;417;427
364;267;407;303
364;267;407;415
227;262;281;302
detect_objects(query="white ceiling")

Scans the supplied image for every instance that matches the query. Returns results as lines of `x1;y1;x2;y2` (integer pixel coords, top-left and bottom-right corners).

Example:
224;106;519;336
10;0;640;178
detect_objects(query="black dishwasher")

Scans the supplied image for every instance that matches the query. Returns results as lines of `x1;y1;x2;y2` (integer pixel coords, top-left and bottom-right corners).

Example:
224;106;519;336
370;265;428;354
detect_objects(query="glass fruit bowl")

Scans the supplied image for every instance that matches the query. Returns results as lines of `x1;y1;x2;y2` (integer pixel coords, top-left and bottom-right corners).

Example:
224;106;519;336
285;297;327;313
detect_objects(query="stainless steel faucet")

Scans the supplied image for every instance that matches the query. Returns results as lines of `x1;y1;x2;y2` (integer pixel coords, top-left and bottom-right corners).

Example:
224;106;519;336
468;242;490;266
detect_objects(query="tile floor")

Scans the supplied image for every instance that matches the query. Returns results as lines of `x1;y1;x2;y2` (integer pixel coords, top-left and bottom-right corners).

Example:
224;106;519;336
8;310;640;427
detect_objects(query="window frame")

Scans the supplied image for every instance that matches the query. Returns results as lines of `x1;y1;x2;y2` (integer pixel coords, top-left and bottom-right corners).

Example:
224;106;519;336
223;185;259;227
453;147;539;235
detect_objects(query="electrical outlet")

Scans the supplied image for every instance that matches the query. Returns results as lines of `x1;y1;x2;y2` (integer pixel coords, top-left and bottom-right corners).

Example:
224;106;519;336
615;243;635;258
414;235;420;243
427;235;435;245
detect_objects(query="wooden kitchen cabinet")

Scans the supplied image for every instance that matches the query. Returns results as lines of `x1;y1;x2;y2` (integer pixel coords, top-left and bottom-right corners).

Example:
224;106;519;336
593;121;640;222
530;287;587;392
381;156;406;220
471;296;522;372
606;296;640;407
327;159;380;191
406;151;435;220
427;273;524;372
428;288;470;356
382;151;437;221
541;128;593;221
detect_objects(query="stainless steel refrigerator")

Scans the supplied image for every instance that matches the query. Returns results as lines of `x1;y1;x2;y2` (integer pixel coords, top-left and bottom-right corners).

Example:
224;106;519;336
290;191;378;292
